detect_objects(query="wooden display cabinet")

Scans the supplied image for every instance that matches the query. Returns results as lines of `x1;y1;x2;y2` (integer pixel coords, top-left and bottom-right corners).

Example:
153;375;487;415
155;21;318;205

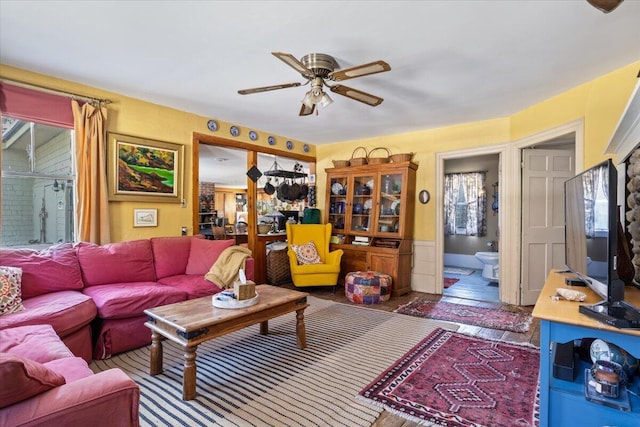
325;161;417;297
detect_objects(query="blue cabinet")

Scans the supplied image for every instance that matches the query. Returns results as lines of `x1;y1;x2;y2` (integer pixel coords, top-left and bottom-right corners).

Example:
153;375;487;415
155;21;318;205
534;272;640;427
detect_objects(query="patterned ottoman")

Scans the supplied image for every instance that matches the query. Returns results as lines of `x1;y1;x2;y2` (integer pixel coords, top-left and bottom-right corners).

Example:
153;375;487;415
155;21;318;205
345;271;392;304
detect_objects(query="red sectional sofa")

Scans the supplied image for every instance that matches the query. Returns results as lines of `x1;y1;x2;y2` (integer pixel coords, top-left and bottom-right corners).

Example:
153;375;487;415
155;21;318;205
0;324;140;427
0;235;255;361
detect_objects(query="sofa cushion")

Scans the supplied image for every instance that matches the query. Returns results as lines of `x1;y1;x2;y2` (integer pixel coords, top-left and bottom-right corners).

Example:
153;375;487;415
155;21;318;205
76;239;156;286
185;238;235;275
83;282;187;319
0;324;74;364
44;356;94;383
151;235;195;279
0;266;24;315
0;353;67;409
158;274;223;299
0;244;84;299
0;290;97;338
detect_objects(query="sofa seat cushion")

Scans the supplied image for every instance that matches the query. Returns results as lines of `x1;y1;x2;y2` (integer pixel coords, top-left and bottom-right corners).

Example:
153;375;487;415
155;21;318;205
0;324;74;364
0;290;97;337
0;243;84;299
92;315;152;360
45;356;94;383
0;353;67;409
76;239;156;286
83;282;187;319
151;235;199;279
158;275;223;299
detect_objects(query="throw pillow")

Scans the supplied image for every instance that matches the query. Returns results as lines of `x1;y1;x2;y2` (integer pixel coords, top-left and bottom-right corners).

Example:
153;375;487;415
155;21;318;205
0;353;66;409
291;241;322;265
0;266;24;316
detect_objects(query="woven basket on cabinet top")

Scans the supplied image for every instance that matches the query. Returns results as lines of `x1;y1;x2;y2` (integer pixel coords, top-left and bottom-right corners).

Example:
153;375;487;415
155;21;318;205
332;160;350;168
368;147;391;164
390;153;413;163
349;146;368;166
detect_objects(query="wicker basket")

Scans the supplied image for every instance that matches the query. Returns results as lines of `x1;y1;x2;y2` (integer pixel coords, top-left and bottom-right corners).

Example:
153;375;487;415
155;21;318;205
332;159;350;168
350;146;368;166
390;152;413;163
368;147;391;164
266;247;291;285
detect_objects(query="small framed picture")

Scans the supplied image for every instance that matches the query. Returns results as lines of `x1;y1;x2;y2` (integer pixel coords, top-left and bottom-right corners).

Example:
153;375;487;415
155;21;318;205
309;174;316;184
134;208;158;227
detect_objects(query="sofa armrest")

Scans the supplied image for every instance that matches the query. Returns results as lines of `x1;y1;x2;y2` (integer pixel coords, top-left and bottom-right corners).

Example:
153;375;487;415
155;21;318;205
326;249;344;265
245;257;255;281
0;369;139;427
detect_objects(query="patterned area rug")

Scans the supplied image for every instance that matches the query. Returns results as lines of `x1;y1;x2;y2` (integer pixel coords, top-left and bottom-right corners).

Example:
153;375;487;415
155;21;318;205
444;277;459;288
394;298;533;333
357;328;540;427
91;297;456;427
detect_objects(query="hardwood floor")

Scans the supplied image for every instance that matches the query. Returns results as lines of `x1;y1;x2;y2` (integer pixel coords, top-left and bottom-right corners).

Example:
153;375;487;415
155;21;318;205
280;283;540;427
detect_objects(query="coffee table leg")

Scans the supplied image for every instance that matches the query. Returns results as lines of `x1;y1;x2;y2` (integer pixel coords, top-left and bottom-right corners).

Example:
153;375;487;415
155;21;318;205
296;307;307;349
183;346;197;400
260;320;268;335
150;331;163;375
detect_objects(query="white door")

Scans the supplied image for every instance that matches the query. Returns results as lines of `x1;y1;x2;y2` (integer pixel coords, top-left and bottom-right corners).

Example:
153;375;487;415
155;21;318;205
521;149;574;305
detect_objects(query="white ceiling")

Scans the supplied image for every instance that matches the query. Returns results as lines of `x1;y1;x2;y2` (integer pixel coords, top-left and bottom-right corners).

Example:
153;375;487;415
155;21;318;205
1;1;639;148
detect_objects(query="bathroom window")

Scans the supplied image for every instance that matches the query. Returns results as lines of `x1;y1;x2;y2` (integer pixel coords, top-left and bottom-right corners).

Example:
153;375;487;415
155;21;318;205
444;172;487;236
1;116;75;247
583;164;609;238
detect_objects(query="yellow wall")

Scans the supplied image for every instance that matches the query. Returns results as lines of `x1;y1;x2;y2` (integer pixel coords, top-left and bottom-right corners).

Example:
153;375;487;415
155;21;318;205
0;65;314;242
2;60;638;243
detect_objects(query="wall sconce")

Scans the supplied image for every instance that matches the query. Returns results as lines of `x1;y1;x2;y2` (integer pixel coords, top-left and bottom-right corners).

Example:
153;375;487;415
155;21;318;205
491;182;499;214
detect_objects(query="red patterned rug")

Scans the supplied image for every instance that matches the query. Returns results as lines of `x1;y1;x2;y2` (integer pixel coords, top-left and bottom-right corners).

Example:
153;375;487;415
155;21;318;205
444;277;459;288
394;299;532;333
358;328;539;427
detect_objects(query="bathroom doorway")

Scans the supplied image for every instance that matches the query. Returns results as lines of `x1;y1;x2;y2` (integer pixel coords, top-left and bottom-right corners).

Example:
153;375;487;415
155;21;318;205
442;154;501;302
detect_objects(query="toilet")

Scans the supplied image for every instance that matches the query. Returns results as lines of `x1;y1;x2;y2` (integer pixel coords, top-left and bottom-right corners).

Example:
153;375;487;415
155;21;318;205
475;251;499;282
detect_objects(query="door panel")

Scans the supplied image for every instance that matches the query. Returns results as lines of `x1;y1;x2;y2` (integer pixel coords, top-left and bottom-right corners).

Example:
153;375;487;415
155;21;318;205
521;149;574;305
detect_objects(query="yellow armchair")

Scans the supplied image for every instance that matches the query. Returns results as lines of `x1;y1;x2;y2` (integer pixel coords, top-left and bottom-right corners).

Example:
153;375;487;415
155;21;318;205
286;223;343;290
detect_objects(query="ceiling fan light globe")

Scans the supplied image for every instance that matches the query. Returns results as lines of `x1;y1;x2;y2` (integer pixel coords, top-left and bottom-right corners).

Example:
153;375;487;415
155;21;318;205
302;92;315;108
319;93;333;109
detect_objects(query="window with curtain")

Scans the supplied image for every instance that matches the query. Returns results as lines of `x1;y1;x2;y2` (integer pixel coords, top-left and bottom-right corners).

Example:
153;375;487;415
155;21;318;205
1;84;76;248
444;172;487;236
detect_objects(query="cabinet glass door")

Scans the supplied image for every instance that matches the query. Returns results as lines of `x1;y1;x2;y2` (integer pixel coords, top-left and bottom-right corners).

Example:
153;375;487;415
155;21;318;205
327;175;348;234
376;172;403;235
350;174;375;235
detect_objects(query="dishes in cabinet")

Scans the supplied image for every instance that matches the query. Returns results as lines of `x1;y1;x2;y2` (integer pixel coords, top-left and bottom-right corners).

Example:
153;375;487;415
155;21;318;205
366;179;374;190
331;182;344;195
391;200;401;215
364;199;373;211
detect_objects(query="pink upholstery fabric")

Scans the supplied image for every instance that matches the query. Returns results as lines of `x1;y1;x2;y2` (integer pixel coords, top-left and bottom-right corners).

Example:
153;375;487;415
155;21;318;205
186;238;235;275
83;282;186;319
76;239;156;286
93;315;152;360
150;235;194;279
60;325;93;364
0;353;66;409
0;369;140;427
0;290;96;337
158;274;223;299
0;324;74;364
44;356;94;383
0;244;83;298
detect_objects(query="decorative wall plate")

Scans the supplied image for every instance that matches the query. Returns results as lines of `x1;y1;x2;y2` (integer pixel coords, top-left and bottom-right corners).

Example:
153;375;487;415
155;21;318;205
249;131;258;141
230;126;240;137
268;136;276;145
207;120;218;131
303;144;310;153
331;182;344;195
286;140;294;150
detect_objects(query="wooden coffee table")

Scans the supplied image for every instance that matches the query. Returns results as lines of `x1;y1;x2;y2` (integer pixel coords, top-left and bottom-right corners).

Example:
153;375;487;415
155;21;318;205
144;284;309;400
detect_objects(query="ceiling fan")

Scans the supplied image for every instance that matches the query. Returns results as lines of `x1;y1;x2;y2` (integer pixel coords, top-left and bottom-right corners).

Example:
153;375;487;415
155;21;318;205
238;52;391;116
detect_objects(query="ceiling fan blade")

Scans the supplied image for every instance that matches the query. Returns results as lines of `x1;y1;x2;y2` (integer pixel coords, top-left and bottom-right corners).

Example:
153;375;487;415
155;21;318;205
329;84;383;106
586;0;624;13
299;103;315;116
238;82;302;95
272;52;314;79
328;60;391;81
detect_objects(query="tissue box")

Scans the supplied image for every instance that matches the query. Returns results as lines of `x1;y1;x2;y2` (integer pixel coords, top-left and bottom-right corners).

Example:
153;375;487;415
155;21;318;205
234;280;256;301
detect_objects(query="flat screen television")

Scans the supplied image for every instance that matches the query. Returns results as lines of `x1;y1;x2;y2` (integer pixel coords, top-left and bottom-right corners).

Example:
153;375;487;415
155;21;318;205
564;159;640;328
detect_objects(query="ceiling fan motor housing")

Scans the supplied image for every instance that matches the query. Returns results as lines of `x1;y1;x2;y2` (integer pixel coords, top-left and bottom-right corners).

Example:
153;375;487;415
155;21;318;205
300;53;339;78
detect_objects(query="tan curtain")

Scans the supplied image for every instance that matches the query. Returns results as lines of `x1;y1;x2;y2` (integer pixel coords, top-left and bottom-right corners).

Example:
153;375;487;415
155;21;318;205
72;100;111;244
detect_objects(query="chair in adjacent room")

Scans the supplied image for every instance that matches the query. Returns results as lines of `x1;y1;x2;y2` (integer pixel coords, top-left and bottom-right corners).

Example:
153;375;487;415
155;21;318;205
286;223;343;292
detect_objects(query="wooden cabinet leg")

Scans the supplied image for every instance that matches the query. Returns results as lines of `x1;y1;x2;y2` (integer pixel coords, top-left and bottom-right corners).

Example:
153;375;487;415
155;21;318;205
150;331;163;375
296;308;307;349
260;320;268;335
183;346;197;400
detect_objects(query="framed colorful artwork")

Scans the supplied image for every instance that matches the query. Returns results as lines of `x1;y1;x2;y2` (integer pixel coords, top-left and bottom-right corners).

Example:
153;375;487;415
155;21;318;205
108;133;184;203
